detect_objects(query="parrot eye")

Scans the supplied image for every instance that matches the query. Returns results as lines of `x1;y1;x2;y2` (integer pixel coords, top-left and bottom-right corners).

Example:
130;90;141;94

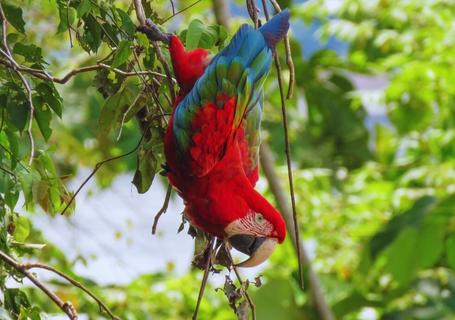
255;213;265;224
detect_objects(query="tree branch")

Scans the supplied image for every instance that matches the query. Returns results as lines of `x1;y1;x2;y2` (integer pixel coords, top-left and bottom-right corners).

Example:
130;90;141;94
212;0;230;28
152;183;172;234
0;59;169;84
260;144;334;320
0;250;78;320
22;262;119;320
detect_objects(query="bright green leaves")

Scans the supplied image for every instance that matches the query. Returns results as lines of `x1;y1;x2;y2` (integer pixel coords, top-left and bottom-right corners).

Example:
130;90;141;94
111;40;133;68
35;83;63;118
361;195;455;285
12;215;30;243
183;19;227;50
2;3;25;33
116;9;136;37
447;234;455;270
77;0;92;18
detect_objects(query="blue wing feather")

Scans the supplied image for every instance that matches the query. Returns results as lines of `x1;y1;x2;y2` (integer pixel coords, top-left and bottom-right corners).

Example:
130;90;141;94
172;10;290;171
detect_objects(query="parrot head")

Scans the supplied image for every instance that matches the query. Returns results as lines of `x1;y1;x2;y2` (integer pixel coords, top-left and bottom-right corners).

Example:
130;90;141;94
225;206;286;267
198;186;286;268
169;35;211;93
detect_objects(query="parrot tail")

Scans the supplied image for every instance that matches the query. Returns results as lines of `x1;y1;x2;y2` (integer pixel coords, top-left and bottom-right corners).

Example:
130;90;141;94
259;9;290;49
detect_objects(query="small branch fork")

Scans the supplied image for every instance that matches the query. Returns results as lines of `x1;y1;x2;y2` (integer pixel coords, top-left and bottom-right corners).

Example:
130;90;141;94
0;250;120;319
0;250;78;319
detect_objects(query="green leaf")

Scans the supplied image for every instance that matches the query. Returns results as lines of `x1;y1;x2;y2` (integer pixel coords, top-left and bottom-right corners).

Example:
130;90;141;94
13;215;30;242
77;0;92;18
3;174;19;210
4;289;30;317
383;220;445;285
132;146;157;193
80;14;102;53
2;4;25;33
186;19;205;50
13;43;43;63
116;9;135;37
98;87;134;135
57;4;77;34
368;196;436;260
111;40;133;68
33;96;52;141
6;129;19;169
6;95;28;132
447;234;455;270
35;82;63;117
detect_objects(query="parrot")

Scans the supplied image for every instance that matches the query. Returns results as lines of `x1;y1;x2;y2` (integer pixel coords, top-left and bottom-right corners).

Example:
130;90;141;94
163;10;290;267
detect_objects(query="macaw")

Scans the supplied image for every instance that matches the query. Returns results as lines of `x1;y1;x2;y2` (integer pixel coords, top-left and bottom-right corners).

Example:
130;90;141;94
164;10;289;267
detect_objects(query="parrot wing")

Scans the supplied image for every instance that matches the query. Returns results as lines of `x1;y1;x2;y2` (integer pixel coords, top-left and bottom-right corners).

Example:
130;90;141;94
172;10;289;177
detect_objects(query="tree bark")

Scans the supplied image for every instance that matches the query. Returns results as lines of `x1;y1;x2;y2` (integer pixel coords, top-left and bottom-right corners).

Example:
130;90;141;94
211;0;230;28
260;143;334;320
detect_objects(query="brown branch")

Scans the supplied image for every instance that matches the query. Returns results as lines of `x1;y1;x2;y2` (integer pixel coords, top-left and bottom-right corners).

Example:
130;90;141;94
265;0;295;98
152;183;172;234
22;262;119;320
0;250;78;319
133;1;176;101
260;2;304;289
212;0;230;28
246;0;259;28
260;144;334;320
0;4;35;165
193;237;215;320
0;59;169;84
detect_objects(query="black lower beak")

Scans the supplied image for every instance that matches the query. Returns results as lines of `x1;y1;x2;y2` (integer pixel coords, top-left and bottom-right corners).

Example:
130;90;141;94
228;235;268;256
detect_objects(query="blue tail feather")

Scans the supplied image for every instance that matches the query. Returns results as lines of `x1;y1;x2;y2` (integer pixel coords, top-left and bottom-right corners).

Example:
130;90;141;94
259;9;290;49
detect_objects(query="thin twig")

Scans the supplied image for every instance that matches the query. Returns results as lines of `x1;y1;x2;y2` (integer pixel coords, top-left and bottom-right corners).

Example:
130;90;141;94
268;0;295;98
152;183;172;234
161;0;204;23
0;143;30;172
59;116;164;216
260;2;304;289
0;165;16;179
0;4;35;165
0;250;78;320
66;0;73;47
133;0;176;102
193;237;214;320
226;249;256;320
23;262;119;320
170;0;176;15
246;0;259;28
0;59;170;84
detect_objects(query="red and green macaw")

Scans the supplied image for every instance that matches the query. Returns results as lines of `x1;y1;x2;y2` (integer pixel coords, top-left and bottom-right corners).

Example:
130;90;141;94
164;10;289;267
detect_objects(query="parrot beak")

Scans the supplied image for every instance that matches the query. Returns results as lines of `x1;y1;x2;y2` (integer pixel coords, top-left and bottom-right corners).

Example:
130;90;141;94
228;235;277;268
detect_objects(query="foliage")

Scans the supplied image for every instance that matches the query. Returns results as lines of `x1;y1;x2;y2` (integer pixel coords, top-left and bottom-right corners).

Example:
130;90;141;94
0;0;454;319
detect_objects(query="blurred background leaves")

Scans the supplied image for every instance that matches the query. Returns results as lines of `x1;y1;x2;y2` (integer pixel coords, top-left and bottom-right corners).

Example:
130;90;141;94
0;0;454;319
